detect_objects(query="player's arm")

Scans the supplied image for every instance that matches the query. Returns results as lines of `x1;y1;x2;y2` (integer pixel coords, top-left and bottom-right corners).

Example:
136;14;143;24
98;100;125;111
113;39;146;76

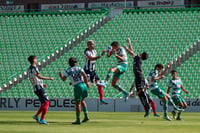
82;72;90;88
113;49;125;61
160;63;170;76
87;51;105;61
36;74;53;80
130;83;135;92
107;50;112;57
58;71;66;81
123;38;134;56
167;87;171;94
181;85;189;94
151;75;165;82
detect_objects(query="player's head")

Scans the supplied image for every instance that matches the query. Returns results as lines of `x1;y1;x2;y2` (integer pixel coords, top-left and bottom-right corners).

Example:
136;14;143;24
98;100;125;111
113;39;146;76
171;70;177;79
140;52;148;60
87;40;95;50
111;41;119;50
68;57;77;67
155;63;163;73
28;55;37;65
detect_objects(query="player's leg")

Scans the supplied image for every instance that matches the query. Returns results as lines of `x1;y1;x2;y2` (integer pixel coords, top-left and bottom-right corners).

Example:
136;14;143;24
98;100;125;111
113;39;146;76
147;93;160;117
176;97;187;120
112;76;129;102
81;99;89;123
138;90;150;117
72;101;81;124
167;94;184;112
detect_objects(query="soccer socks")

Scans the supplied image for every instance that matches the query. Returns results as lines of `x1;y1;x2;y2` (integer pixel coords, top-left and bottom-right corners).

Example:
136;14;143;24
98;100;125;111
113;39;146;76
36;104;44;117
82;108;89;119
105;70;113;82
76;113;81;122
114;84;127;95
97;85;103;100
168;97;177;109
41;101;49;120
150;101;157;115
163;101;168;116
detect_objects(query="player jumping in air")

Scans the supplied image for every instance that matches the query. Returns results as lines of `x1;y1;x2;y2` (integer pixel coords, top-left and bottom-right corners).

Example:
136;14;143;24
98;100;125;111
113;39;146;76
123;38;151;117
167;70;188;120
98;41;129;102
28;55;54;125
83;40;108;104
59;57;90;125
130;79;160;117
148;63;184;121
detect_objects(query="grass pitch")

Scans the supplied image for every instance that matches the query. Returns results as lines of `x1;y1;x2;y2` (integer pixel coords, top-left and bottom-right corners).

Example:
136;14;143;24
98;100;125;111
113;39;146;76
0;111;199;133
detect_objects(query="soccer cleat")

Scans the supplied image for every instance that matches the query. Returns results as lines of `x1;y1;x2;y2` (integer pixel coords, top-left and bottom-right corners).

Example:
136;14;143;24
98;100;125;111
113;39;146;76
176;117;182;121
82;117;90;123
33;115;40;123
163;116;172;121
100;99;108;105
171;111;176;119
144;112;150;118
124;92;129;102
39;119;48;125
154;113;160;117
174;107;184;112
97;81;107;88
72;121;81;125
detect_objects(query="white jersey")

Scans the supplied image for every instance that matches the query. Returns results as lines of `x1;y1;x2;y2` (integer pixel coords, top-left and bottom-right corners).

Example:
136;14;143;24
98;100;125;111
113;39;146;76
168;78;183;96
116;47;128;65
28;65;43;86
64;66;84;86
84;48;97;71
148;69;159;90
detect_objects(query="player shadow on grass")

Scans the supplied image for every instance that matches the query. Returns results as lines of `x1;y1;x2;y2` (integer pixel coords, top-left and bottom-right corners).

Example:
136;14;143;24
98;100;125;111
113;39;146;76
0;120;36;125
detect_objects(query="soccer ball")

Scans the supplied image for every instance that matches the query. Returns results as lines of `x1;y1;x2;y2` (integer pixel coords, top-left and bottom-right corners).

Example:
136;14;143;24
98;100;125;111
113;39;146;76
105;46;112;52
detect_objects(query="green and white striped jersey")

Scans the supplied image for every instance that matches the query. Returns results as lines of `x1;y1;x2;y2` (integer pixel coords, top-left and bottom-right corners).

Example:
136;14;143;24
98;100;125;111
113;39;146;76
148;69;159;90
116;47;128;65
64;66;84;86
168;78;183;96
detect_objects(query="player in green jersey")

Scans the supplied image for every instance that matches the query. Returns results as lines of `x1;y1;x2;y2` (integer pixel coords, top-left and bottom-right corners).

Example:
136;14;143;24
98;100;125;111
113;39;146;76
148;63;184;121
59;57;90;124
97;41;129;102
167;70;189;120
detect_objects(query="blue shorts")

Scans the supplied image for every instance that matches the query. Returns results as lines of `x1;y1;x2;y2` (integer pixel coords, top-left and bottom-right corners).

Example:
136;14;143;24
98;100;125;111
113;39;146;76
34;85;49;104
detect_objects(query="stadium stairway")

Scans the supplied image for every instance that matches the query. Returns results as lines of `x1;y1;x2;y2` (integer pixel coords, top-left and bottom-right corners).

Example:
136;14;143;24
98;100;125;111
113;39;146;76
0;9;110;92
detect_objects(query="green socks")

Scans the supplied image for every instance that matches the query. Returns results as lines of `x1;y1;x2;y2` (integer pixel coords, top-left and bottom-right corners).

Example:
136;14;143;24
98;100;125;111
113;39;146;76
114;84;127;95
76;113;81;122
105;70;113;82
177;107;182;118
163;101;168;116
82;108;89;118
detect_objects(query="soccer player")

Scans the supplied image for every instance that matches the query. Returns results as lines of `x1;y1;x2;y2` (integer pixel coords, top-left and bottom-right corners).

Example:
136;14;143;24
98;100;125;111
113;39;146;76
27;55;54;125
148;63;184;121
123;38;151;117
83;40;108;104
59;57;90;124
167;70;188;120
97;41;129;102
129;79;160;117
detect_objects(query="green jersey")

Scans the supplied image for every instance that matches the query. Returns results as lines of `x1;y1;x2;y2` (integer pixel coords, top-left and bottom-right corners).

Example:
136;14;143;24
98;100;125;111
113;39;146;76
116;47;128;65
64;66;84;86
168;78;183;96
148;69;159;90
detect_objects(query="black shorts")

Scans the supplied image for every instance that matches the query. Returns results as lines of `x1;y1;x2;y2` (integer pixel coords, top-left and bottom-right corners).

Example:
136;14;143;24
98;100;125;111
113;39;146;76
84;69;100;83
34;85;49;104
135;77;146;91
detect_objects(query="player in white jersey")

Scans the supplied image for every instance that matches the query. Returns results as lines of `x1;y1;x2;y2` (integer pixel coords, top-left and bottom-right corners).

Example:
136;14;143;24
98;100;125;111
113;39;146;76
27;55;53;125
98;41;129;102
83;40;108;104
167;70;188;120
59;57;90;124
129;79;160;117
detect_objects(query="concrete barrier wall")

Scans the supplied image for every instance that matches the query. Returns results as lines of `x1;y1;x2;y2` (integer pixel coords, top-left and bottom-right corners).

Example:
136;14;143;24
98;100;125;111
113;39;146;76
0;98;200;112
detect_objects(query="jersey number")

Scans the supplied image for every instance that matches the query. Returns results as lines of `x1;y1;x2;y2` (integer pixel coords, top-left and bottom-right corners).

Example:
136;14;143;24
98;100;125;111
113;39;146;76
72;73;81;82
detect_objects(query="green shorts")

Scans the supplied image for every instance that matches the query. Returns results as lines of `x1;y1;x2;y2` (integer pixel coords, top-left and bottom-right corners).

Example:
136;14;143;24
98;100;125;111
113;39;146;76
74;83;88;102
150;87;166;99
172;95;186;105
113;63;128;79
